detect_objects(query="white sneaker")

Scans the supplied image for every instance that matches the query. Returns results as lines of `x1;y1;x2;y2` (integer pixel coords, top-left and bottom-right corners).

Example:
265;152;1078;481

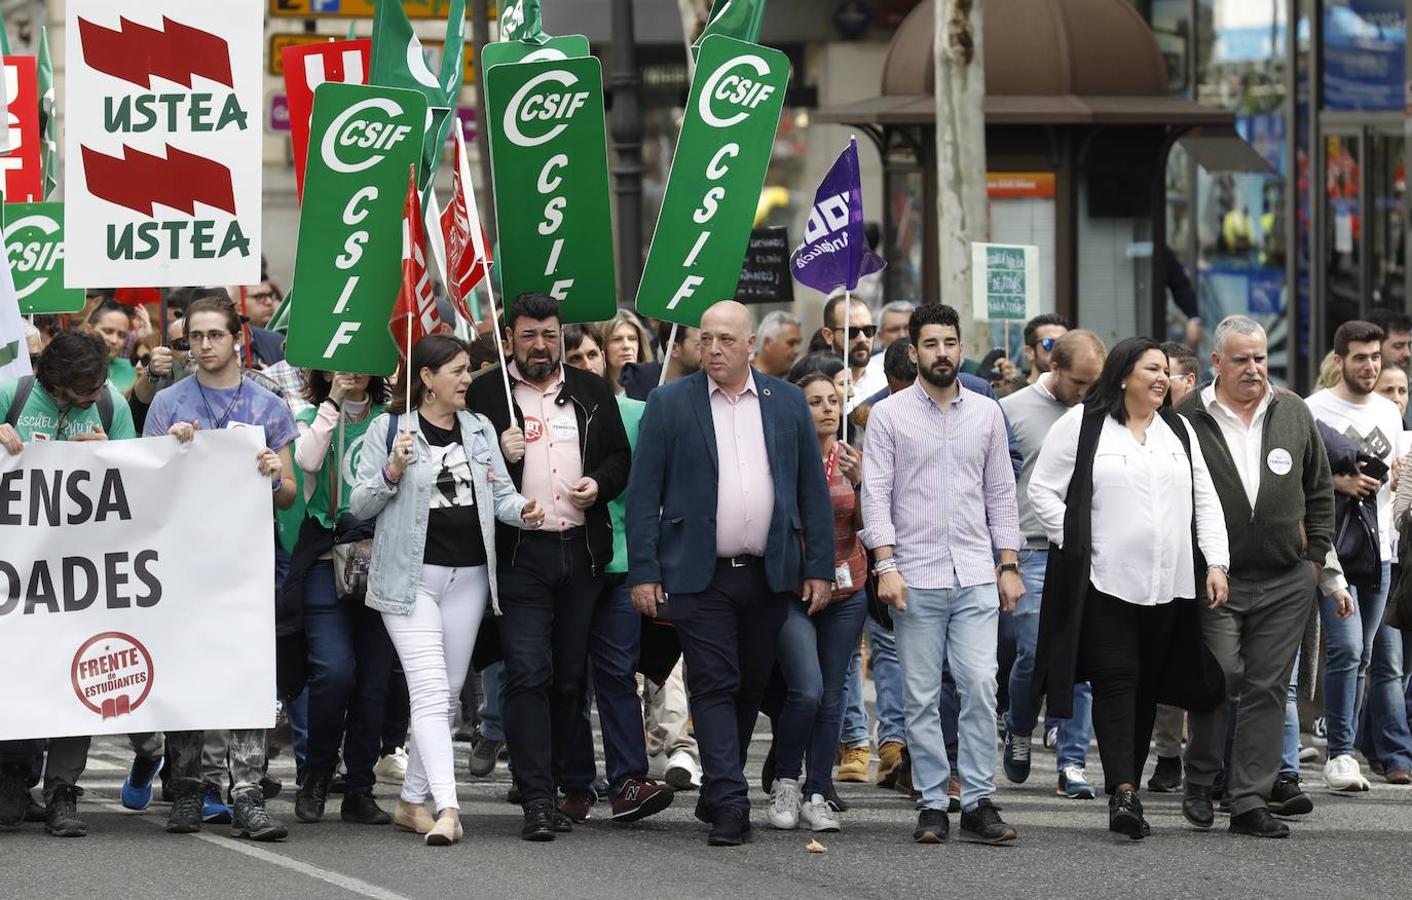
1323;754;1371;792
767;778;802;829
665;749;703;790
374;747;408;784
799;792;840;832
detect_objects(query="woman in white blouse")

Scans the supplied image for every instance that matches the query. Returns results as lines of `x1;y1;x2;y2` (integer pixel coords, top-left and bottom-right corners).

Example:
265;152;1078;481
1029;337;1229;840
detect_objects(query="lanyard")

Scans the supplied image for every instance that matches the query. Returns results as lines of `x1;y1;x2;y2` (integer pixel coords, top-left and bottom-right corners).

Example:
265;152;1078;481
824;443;838;482
196;376;244;430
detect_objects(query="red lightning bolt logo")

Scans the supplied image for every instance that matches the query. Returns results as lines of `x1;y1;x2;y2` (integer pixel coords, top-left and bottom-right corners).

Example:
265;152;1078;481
81;145;236;217
78;15;233;89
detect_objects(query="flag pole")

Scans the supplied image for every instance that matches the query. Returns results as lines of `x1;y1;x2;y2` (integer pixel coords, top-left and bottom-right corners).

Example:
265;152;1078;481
485;275;515;418
842;287;850;445
405;310;414;420
658;322;678;387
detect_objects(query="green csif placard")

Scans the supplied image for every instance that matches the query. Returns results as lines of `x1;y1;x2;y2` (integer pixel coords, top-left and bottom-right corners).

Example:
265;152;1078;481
481;34;590;69
484;55;616;324
4;202;83;313
635;36;789;328
285;82;428;376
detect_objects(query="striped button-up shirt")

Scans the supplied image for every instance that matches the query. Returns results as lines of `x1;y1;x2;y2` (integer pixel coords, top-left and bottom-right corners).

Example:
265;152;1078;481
860;382;1023;590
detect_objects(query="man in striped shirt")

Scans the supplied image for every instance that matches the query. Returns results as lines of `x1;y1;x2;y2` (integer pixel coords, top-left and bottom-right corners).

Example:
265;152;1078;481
861;303;1025;846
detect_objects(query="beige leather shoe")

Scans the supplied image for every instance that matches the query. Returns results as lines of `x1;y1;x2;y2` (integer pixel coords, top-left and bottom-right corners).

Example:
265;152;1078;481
394;799;434;835
425;808;461;846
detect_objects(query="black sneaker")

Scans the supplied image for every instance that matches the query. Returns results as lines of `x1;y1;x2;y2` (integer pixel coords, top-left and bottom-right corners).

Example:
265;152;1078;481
913;808;949;844
522;800;555;842
694;792;713;824
340;792;392;825
760;741;776;795
295;772;331;823
1268;772;1313;816
231;793;288;841
1182;781;1214;829
44;786;86;837
506;783;523;805
165;779;203;833
1229;806;1290;838
469;734;504;778
0;765;27;827
707;807;753;846
24;790;46;824
260;774;283;801
159;756;173;803
824;779;848;813
959;798;1016;844
1108;789;1147;841
1147;755;1182;793
328;772;346;795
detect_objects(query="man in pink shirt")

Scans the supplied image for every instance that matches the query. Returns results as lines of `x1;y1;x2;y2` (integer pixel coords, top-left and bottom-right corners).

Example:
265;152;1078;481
627;300;834;846
466;293;639;842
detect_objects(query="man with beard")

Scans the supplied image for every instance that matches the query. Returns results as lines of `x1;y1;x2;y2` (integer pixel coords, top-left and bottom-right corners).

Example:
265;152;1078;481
998;331;1105;799
861;304;1025;845
821;294;877;411
1306;320;1412;792
1176;316;1335;837
466;292;633;841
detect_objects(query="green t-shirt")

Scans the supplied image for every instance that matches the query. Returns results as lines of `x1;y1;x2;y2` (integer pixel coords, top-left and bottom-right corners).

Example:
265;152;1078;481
108;358;137;395
296;403;386;530
0;377;137;442
606;393;645;575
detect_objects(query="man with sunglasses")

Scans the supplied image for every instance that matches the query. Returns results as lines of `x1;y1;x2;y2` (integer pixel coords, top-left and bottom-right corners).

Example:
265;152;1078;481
821;294;878;409
1010;314;1070;395
0;330;141;838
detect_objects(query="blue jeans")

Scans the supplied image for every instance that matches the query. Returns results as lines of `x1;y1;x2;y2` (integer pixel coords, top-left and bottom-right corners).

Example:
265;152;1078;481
565;576;651;799
1321;561;1412;767
839;648;869;747
303;560;398;795
894;584;1000;812
774;591;869;795
839;619;909;748
1281;649;1300;775
477;661;506;742
1002;548;1093;770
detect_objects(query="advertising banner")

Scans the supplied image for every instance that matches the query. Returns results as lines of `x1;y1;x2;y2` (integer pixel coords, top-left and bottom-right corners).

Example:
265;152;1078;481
0;429;276;740
64;1;263;287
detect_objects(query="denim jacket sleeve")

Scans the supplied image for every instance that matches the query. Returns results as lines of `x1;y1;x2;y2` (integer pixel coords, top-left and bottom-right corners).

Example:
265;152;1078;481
349;413;397;520
474;413;528;526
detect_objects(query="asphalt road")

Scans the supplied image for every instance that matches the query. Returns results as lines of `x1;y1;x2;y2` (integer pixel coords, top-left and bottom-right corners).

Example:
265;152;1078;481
4;732;1410;900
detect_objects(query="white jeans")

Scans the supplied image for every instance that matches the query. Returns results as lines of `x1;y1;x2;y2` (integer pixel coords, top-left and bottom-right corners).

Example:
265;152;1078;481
382;564;489;812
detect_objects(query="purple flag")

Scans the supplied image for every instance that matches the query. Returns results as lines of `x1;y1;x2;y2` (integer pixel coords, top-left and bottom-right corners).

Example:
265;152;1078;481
789;138;886;293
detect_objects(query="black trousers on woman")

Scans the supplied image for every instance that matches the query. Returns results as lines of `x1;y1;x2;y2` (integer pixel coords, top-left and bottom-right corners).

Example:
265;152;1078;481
1077;586;1181;793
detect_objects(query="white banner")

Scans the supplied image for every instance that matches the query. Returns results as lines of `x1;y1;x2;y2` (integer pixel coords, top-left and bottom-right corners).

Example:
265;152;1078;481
63;0;263;288
0;430;275;740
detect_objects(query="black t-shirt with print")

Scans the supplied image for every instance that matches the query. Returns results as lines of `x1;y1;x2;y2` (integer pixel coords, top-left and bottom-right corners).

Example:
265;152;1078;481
420;418;487;568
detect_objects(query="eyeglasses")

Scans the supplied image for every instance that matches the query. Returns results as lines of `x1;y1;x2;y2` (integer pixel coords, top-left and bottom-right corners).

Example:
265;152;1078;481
187;330;231;346
246;290;277;302
1038;337;1058;352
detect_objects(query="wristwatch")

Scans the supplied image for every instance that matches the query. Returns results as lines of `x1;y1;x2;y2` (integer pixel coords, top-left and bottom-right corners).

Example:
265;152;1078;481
998;562;1019;575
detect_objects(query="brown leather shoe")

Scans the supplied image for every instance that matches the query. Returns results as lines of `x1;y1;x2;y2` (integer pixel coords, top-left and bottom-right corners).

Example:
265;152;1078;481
1385;767;1412;785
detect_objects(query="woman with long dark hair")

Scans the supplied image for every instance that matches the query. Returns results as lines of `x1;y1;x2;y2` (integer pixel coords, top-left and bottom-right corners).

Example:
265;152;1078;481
1029;337;1229;839
350;335;543;845
288;370;397;827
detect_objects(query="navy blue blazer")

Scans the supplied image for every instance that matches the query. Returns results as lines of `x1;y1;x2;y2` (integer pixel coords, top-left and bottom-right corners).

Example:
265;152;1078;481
626;369;835;595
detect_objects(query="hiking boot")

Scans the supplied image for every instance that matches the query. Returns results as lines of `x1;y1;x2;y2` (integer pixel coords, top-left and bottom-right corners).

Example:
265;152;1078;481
231;792;287;841
165;779;203;833
0;766;27;827
877;740;904;787
295;772;331;823
835;745;870;783
44;786;87;837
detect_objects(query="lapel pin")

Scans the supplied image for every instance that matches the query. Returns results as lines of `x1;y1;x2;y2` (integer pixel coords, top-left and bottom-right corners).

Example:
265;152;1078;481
762;388;771;396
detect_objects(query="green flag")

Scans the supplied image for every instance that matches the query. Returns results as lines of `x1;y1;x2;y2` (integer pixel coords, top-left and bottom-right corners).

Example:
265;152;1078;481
0;8;10;57
499;0;550;44
267;290;292;335
370;0;465;190
691;0;766;59
38;27;56;201
346;21;357;41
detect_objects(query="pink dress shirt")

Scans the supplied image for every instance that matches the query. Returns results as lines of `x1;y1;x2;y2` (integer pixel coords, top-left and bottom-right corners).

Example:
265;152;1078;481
710;372;774;557
511;363;585;532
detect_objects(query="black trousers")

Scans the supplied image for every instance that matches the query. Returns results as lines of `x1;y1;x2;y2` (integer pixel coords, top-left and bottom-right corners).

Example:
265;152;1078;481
663;559;790;814
1077;586;1180;793
498;529;600;805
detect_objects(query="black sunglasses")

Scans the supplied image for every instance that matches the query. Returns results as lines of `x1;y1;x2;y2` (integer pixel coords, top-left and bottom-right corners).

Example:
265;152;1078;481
848;325;878;339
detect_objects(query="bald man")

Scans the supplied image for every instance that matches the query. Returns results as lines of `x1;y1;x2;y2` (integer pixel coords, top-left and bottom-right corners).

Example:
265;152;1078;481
626;301;834;846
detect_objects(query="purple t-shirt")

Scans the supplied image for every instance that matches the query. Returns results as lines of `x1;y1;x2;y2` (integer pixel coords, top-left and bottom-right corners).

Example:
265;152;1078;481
144;374;298;451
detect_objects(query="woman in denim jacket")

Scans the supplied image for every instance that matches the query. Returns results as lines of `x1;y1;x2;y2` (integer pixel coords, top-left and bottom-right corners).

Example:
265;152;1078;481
351;335;544;846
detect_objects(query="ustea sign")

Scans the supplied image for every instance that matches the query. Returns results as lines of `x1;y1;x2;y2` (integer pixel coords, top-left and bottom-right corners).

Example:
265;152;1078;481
64;1;263;287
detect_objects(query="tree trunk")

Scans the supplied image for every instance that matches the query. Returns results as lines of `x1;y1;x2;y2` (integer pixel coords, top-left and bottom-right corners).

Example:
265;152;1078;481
934;0;988;358
676;0;712;78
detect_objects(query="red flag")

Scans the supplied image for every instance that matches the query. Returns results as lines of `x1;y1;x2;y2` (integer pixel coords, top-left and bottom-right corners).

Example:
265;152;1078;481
389;165;440;363
439;121;492;323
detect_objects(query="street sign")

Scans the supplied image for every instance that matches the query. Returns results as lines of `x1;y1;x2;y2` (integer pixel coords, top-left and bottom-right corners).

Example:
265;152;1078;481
285;82;427;376
971;242;1039;322
484;55;616;323
635;36;789;328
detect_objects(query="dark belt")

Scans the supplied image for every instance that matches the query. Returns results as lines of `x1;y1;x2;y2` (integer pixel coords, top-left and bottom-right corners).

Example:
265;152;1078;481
522;524;586;541
717;554;762;569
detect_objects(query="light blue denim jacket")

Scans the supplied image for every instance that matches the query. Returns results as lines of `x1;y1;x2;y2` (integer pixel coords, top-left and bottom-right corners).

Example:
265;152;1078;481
350;410;527;615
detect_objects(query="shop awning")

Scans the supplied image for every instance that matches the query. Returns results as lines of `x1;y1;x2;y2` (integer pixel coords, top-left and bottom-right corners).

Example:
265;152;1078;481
1176;124;1276;174
814;94;1237;127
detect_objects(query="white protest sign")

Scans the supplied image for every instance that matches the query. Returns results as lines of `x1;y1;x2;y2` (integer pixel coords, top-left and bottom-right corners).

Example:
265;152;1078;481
0;429;275;740
64;0;263;287
971;242;1040;323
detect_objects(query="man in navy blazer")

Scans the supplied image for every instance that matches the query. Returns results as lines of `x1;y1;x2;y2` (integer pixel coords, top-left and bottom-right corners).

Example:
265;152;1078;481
627;300;834;846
